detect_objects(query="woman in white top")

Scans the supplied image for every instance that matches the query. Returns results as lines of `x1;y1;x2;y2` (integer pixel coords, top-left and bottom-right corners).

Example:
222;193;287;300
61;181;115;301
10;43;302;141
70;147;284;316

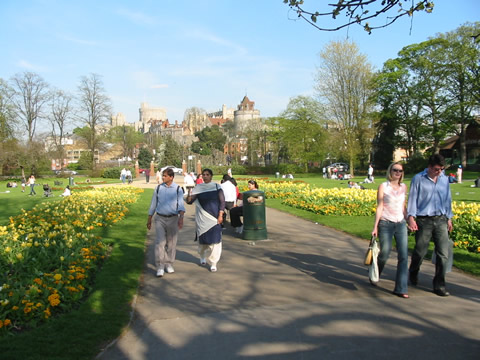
371;162;409;298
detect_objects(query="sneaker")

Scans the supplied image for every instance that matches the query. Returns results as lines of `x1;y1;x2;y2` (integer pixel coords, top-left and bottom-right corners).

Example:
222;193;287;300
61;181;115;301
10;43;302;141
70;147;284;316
210;265;217;272
165;264;174;274
238;225;243;233
156;268;164;277
200;258;206;265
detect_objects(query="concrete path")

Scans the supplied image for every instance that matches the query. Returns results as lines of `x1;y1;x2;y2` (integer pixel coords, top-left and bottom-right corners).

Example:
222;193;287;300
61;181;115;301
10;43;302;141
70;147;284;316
97;179;480;360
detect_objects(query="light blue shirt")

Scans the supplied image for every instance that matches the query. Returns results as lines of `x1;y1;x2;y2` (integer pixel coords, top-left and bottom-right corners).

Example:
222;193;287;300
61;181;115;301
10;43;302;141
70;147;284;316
148;182;186;216
407;169;453;219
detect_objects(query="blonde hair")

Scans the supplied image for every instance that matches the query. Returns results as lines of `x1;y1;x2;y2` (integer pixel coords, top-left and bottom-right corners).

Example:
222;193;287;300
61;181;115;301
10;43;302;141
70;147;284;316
386;162;404;184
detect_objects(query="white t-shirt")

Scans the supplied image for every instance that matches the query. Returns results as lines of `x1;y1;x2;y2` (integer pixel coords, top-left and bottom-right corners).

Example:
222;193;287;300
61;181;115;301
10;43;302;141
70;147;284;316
221;180;237;202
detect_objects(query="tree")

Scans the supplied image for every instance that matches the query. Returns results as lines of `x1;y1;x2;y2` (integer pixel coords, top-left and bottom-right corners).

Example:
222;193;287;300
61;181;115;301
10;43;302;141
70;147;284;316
161;135;183;167
398;39;451;154
76;73;112;169
10;71;50;142
440;22;480;166
49;89;73;168
315;40;375;173
0;79;16;143
284;0;434;33
105;125;144;159
278;96;327;172
137;146;153;169
191;125;227;163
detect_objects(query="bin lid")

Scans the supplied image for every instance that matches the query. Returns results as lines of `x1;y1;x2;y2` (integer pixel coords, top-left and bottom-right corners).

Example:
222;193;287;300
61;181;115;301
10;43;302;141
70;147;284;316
243;190;265;196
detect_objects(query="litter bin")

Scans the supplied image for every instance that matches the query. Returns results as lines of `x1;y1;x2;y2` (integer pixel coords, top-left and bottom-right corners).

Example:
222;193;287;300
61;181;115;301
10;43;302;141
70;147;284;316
68;177;74;187
275;172;280;178
242;190;268;240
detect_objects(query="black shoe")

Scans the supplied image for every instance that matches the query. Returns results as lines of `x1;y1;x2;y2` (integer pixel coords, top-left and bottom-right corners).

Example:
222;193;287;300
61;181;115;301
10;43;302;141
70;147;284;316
433;288;450;297
409;273;418;286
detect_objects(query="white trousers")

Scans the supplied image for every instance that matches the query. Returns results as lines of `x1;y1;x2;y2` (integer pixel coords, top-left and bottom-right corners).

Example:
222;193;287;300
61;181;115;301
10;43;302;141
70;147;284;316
198;242;222;266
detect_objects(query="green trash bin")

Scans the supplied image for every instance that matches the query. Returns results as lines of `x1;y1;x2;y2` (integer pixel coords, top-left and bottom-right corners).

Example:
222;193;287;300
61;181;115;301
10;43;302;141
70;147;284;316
242;190;268;240
68;177;74;187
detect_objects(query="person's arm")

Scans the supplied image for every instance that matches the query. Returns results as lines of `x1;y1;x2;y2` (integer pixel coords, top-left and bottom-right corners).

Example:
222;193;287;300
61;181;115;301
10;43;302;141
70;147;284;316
186;188;197;204
177;186;186;229
371;184;384;237
147;186;159;230
217;188;225;224
407;177;419;231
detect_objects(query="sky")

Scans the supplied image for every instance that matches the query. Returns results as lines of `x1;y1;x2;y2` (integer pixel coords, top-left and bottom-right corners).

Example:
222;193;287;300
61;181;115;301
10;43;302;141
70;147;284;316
0;0;478;129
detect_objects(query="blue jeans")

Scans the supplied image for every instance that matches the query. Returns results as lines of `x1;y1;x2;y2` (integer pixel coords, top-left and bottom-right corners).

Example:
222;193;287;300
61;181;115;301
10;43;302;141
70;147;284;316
409;216;450;290
378;219;408;294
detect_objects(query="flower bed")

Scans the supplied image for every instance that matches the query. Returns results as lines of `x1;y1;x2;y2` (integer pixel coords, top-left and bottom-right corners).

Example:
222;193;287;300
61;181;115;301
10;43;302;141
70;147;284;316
239;179;480;253
0;187;142;334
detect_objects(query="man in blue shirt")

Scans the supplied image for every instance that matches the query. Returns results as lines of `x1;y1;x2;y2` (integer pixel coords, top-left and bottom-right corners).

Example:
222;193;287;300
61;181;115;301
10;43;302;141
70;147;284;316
407;154;453;296
147;168;186;277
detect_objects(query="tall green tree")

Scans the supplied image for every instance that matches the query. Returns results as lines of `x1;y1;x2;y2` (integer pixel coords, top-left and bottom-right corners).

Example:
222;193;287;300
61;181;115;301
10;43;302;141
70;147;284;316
191;125;226;164
398;38;451;154
440;22;480;166
161;135;183;167
137;146;153;169
315;40;375;174
278;96;327;172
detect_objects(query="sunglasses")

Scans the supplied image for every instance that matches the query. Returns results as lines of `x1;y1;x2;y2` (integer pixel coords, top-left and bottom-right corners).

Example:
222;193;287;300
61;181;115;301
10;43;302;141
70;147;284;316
392;169;403;173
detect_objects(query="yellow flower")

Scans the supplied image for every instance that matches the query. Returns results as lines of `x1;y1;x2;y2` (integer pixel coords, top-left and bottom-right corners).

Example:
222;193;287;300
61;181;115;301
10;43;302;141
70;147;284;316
16;253;23;260
53;274;62;281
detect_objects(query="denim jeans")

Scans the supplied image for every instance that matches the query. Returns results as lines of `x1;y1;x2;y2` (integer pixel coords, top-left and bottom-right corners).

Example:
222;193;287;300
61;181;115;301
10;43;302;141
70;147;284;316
409;216;450;290
378;219;408;294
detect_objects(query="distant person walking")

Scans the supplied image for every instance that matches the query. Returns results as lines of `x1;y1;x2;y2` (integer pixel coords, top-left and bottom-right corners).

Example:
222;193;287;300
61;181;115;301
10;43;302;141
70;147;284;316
145;168;151;183
186;168;225;272
147;168;186;278
121;168;127;184
28;175;36;195
371;162;409;298
407;154;453;297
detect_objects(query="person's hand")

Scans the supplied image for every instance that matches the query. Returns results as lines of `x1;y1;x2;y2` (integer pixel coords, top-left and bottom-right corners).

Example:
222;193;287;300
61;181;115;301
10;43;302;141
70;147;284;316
147;218;152;230
218;214;224;225
371;228;377;238
447;219;453;232
407;216;418;232
178;217;184;230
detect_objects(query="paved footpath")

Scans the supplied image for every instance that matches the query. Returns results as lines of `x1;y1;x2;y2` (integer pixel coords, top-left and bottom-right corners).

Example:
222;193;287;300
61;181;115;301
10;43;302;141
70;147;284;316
97;179;480;360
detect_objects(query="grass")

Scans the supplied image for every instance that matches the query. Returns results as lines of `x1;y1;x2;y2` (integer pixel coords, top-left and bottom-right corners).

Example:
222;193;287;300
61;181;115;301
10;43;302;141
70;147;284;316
0;180;152;360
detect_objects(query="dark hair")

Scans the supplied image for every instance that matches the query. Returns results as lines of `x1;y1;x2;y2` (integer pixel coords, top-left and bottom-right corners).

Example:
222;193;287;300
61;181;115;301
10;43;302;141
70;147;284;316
162;168;175;177
202;168;213;176
222;174;231;182
248;179;258;189
428;154;445;167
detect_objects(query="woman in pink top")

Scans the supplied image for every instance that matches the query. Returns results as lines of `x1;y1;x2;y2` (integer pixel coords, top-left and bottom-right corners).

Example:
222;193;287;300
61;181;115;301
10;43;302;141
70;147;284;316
371;162;409;298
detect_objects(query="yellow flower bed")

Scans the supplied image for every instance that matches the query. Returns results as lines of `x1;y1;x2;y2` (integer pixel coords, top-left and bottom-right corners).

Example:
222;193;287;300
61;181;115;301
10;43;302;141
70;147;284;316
0;187;142;333
240;180;480;253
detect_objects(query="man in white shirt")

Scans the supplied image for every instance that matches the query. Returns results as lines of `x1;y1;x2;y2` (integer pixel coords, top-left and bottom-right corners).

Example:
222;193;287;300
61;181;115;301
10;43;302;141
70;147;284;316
220;174;237;227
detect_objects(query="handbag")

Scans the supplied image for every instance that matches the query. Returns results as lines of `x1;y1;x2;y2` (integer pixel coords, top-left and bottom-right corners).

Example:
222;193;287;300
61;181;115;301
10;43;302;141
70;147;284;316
364;236;376;265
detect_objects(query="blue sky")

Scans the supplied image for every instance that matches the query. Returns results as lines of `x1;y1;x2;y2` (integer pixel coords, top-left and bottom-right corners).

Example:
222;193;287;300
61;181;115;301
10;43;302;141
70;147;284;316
1;0;478;128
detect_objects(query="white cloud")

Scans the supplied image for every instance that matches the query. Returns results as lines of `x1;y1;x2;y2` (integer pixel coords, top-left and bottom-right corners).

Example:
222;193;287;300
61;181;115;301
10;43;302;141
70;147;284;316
58;35;99;46
116;8;155;26
17;60;47;72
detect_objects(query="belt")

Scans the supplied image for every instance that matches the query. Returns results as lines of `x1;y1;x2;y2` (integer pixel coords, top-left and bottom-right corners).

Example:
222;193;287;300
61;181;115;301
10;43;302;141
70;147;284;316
417;215;443;218
156;213;177;217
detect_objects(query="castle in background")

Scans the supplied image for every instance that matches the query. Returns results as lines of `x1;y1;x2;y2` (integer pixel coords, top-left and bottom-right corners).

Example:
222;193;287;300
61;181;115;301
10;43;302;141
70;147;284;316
49;96;263;169
110;96;261;162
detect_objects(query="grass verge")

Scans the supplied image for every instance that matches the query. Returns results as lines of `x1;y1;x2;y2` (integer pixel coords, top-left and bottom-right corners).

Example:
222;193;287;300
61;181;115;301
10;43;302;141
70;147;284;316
266;198;480;277
0;188;152;360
